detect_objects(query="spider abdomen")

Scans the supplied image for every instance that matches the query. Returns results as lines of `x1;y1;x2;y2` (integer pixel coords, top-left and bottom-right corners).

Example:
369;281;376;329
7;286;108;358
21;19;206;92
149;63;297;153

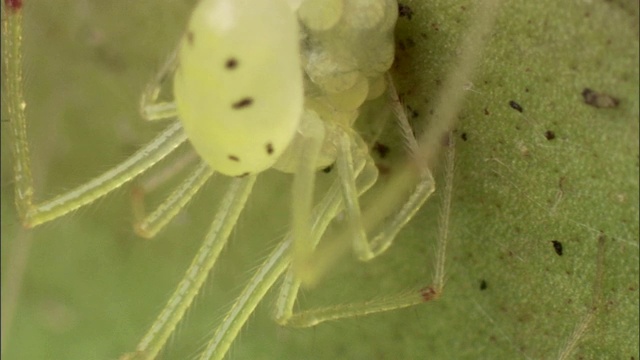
174;0;303;177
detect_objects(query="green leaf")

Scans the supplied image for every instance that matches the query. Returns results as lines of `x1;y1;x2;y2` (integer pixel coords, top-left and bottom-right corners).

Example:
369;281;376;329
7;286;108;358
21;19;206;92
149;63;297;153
2;1;637;359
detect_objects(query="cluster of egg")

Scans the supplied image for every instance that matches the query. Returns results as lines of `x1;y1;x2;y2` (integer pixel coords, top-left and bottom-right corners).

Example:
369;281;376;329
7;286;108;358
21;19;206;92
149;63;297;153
296;0;398;126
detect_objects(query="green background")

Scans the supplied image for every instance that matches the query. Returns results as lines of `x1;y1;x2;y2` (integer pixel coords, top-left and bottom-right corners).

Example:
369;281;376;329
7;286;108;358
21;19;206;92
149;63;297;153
2;0;638;359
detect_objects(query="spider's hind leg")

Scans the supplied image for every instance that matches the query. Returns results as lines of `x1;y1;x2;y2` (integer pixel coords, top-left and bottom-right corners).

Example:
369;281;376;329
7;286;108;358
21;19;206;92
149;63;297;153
271;67;465;327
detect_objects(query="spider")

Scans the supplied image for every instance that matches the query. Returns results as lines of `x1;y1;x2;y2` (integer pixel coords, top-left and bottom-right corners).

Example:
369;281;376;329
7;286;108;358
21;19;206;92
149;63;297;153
1;0;500;359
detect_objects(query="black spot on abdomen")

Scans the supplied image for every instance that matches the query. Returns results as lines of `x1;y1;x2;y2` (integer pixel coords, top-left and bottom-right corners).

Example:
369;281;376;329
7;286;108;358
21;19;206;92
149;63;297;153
232;97;253;109
225;58;238;69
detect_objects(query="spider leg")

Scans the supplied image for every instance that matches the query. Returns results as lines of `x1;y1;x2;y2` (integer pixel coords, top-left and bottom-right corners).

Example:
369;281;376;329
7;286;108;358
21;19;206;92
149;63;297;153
139;50;179;121
339;126;437;261
269;62;472;326
295;122;436;287
2;7;187;228
15;120;186;228
276;136;376;324
272;132;448;329
121;175;257;360
290;110;326;278
132;159;214;238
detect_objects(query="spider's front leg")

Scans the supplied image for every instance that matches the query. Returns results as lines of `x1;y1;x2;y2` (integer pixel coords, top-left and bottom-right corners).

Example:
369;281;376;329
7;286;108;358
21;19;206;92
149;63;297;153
1;3;187;228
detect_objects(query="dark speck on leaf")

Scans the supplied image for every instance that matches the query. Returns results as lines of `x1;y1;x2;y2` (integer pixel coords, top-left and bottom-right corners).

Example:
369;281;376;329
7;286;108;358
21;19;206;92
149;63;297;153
232;97;253;109
509;100;523;113
544;130;556;140
551;240;563;256
480;280;488;290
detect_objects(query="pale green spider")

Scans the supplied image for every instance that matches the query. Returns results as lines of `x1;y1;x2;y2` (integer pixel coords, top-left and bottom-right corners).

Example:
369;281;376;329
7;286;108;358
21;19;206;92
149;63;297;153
1;0;500;359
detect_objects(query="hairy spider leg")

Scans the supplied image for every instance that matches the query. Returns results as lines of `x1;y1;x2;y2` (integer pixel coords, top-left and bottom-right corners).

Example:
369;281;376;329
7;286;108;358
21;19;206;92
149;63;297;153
292;76;436;288
139;50;178;121
1;5;186;228
275;83;442;329
132;160;214;238
121;175;257;360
